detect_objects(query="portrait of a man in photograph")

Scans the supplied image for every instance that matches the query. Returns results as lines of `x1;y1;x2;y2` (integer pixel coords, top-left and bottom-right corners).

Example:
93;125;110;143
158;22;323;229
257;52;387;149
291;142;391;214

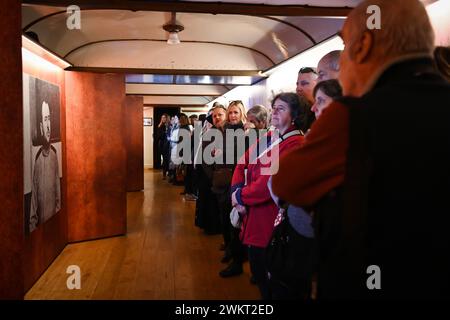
23;75;62;234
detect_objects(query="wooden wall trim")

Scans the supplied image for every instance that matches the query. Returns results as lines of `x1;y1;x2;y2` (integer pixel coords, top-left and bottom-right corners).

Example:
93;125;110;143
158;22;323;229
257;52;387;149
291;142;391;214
66;72;127;242
0;0;25;299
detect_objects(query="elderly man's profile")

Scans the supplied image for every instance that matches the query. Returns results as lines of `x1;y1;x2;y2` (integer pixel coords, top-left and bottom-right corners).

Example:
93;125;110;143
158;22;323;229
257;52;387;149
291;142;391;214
29;100;61;232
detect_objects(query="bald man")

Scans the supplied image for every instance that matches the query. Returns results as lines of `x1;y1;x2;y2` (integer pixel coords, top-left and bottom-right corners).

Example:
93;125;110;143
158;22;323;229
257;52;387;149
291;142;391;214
29;101;61;232
273;0;450;299
317;50;341;81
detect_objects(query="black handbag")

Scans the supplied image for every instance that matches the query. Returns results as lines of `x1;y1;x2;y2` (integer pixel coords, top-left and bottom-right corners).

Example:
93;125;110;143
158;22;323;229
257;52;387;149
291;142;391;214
266;209;314;292
211;167;233;189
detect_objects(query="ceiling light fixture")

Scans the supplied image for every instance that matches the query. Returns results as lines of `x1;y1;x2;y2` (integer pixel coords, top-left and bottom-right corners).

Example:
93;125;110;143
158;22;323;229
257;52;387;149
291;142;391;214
163;12;184;45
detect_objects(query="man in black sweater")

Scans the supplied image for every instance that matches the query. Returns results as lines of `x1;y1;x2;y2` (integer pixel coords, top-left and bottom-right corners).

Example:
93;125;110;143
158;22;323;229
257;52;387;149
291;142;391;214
273;0;450;299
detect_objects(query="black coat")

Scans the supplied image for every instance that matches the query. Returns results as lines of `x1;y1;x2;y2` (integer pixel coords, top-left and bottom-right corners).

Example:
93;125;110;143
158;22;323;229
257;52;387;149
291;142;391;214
316;58;450;299
157;124;170;153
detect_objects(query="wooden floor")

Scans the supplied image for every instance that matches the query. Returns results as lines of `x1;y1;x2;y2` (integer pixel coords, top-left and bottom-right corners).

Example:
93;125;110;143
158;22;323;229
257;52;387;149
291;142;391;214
25;170;259;300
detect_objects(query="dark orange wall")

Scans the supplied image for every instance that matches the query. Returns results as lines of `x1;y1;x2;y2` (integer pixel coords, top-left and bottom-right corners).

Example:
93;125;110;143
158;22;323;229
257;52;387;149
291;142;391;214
65;72;127;242
0;0;24;299
126;96;144;192
22;57;68;292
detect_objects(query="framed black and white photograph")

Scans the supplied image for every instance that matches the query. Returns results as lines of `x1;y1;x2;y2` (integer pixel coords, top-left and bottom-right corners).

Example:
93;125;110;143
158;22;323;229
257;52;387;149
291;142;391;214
23;74;62;234
144;117;153;126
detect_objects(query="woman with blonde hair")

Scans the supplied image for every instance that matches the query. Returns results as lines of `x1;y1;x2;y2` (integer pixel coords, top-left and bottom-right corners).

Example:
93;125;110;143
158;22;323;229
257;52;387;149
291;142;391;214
212;100;248;277
226;100;247;126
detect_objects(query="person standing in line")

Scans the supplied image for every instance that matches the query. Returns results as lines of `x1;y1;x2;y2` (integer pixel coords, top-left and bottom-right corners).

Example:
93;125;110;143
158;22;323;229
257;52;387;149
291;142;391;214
273;0;450;299
157;113;171;179
231;93;304;299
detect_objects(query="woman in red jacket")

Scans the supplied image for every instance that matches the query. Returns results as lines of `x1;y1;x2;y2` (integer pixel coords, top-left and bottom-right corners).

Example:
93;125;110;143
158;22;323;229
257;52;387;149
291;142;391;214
231;92;307;299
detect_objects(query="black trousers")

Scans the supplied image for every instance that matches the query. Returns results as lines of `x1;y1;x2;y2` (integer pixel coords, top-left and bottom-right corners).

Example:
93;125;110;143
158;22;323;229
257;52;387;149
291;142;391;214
162;147;170;177
195;166;221;234
269;233;315;300
155;142;162;169
216;192;232;248
229;227;245;264
248;245;271;300
216;192;245;265
184;164;196;195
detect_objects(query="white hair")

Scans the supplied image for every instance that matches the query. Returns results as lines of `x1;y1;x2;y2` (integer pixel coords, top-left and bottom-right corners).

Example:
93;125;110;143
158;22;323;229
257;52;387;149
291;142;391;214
247;104;269;127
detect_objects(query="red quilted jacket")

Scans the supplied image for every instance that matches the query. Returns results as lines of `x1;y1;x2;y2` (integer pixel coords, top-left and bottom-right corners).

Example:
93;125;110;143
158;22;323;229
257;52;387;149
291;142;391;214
231;127;304;248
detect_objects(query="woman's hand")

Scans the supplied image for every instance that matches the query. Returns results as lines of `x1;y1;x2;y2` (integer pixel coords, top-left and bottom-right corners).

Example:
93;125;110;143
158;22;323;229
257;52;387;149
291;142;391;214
235;204;247;215
244;122;256;131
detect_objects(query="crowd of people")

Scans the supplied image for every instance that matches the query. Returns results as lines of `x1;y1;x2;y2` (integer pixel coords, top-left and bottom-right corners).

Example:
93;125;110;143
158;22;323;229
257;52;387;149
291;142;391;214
154;0;450;300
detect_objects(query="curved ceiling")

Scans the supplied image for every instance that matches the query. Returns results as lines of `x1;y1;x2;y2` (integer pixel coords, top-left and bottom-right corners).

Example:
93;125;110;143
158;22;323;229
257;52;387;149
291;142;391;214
21;1;357;107
187;0;362;6
22;6;345;72
21;0;437;107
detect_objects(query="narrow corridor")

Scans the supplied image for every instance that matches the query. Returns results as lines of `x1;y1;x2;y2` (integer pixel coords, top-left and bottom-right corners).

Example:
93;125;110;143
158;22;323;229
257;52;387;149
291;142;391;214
25;170;259;300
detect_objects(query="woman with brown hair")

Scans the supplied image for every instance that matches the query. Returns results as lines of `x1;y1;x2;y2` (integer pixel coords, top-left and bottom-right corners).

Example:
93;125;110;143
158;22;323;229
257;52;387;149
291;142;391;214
311;79;343;119
231;93;306;299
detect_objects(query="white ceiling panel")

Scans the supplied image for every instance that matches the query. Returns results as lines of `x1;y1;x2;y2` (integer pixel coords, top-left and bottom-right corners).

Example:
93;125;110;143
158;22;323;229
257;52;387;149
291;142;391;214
126;84;228;96
23;8;346;72
68;41;272;70
143;96;214;105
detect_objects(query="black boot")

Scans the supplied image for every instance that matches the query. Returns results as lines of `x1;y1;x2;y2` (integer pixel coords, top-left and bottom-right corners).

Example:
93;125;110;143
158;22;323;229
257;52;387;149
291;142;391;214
219;262;243;278
221;250;232;264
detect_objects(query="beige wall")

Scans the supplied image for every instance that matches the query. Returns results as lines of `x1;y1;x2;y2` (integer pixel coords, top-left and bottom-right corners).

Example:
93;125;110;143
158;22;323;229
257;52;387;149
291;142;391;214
143;107;154;169
427;0;450;46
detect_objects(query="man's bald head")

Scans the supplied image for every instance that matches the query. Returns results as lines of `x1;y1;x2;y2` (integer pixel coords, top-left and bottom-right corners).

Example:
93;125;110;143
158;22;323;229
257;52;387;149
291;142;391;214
317;50;342;81
339;0;435;96
345;0;434;60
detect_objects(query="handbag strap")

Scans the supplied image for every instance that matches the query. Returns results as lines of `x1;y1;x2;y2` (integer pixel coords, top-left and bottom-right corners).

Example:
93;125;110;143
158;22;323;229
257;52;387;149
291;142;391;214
274;207;290;228
256;130;302;161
